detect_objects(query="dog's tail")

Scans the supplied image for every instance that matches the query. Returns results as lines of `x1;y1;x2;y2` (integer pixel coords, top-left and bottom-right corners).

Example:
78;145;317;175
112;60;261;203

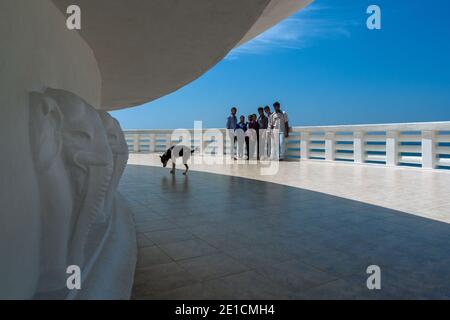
191;147;199;154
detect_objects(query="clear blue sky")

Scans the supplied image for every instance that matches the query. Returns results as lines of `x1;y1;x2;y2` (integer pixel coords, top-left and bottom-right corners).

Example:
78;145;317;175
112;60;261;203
112;0;450;129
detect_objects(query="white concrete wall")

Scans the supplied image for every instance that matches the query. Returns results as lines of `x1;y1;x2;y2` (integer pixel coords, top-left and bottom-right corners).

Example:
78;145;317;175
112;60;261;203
0;0;101;298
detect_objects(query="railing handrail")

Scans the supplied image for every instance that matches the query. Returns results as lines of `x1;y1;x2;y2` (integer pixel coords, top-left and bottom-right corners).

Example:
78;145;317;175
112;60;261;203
291;121;450;132
124;120;450;133
123;120;450;171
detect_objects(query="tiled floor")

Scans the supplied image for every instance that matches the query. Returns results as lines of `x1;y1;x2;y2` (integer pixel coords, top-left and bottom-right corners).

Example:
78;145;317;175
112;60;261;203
121;156;450;299
129;154;450;223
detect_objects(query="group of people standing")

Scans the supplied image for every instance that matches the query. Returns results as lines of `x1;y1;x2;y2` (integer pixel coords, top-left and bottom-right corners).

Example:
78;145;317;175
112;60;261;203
226;101;289;161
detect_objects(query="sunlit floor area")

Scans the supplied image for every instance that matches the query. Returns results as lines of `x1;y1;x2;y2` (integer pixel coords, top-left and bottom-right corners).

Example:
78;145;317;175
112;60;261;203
121;154;450;299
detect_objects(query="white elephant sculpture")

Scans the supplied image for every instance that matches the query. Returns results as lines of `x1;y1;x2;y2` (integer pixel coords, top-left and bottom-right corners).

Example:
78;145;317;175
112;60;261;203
29;88;129;298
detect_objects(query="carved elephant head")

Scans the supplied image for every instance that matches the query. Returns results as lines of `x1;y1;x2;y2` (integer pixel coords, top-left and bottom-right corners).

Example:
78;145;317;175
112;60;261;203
29;92;63;172
97;111;129;222
29;92;73;294
44;88;114;268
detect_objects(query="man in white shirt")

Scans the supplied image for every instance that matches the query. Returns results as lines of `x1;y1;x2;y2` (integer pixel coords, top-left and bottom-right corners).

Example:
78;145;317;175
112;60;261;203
269;101;289;160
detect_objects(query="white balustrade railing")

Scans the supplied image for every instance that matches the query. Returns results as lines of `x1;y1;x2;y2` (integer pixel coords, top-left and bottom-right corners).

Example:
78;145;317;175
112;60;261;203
124;121;450;170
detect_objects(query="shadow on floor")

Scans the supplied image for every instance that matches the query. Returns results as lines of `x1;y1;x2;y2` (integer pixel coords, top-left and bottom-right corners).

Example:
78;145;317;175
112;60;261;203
120;165;450;300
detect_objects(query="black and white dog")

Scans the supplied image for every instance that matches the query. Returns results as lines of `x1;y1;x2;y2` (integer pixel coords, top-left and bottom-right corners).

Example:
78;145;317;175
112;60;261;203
160;145;196;175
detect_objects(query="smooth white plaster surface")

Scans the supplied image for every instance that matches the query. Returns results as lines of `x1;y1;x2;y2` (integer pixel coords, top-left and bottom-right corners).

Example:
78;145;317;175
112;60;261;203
51;0;312;109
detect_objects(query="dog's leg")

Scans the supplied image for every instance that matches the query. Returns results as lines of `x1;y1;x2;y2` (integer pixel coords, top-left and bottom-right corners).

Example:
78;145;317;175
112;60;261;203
170;162;175;174
183;164;189;175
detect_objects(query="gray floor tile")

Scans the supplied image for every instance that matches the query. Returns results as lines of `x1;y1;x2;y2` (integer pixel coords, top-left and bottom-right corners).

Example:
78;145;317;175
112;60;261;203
159;239;219;261
133;262;198;298
202;271;293;300
137;246;173;269
198;232;256;251
141;283;215;300
255;259;339;293
300;250;370;277
178;253;249;280
226;243;296;268
136;218;178;233
144;228;196;245
136;233;154;248
134;262;186;286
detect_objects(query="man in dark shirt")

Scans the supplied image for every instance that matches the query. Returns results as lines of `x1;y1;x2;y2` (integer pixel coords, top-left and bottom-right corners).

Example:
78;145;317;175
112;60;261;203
257;107;268;129
226;107;238;130
226;107;238;159
257;108;268;160
247;114;259;160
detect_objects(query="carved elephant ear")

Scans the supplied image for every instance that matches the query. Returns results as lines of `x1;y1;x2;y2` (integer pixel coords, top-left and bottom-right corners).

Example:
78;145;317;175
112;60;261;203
29;92;63;172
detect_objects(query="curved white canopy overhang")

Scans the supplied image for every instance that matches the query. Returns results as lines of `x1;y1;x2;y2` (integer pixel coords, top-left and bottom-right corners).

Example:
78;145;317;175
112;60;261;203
52;0;313;110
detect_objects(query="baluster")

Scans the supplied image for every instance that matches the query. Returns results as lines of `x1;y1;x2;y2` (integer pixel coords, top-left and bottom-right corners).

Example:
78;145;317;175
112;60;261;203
149;134;156;153
353;131;365;164
133;134;140;153
325;132;335;161
386;131;399;166
166;133;171;149
422;130;436;169
300;132;310;160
